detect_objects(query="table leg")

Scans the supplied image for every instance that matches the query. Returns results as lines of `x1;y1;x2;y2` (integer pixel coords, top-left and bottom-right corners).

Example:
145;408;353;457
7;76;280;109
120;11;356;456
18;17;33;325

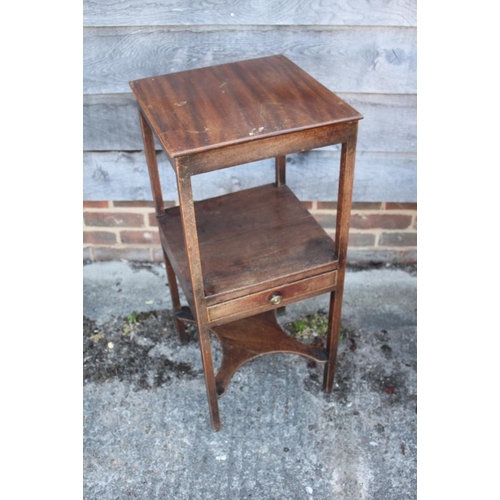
138;111;164;214
162;248;188;344
275;155;286;187
324;127;358;392
176;170;221;430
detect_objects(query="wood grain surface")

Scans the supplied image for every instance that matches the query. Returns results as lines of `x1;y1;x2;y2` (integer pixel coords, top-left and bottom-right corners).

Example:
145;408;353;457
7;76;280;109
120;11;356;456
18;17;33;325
84;26;416;94
83;0;417;205
130;55;361;158
207;271;338;325
159;183;338;305
84;0;416;27
211;310;329;397
127;53;366;426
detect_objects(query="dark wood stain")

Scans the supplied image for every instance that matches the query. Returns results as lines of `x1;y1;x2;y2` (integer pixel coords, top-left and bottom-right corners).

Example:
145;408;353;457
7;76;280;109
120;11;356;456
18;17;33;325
158;184;338;307
212;310;328;398
130;55;361;158
131;55;362;430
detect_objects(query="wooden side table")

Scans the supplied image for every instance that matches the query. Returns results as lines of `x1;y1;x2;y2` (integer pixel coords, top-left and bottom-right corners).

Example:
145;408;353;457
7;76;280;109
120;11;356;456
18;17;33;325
130;55;362;431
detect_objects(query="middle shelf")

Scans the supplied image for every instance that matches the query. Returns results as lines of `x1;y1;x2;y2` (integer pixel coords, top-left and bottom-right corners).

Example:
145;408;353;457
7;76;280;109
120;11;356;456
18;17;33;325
158;183;338;325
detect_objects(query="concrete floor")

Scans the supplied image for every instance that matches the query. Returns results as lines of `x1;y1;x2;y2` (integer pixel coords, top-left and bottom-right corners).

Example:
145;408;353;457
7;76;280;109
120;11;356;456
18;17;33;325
84;262;417;499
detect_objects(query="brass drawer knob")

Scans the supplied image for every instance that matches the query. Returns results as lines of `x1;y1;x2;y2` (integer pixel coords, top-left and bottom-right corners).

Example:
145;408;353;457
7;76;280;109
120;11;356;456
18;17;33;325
269;293;282;306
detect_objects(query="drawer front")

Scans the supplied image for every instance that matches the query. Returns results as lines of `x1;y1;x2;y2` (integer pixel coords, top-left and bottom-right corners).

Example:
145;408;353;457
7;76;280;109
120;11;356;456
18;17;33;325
208;271;337;325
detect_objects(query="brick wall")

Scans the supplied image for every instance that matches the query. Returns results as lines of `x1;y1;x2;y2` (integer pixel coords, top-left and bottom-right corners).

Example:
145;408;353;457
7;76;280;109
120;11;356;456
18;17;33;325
83;201;417;264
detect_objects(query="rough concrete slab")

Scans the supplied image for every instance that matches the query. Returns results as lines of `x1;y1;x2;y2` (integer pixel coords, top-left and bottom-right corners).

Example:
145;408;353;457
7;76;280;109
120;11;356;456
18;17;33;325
83;262;180;324
84;262;416;499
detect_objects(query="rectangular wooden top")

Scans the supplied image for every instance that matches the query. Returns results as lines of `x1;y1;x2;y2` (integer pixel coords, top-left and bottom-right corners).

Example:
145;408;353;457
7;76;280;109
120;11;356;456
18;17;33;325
130;55;362;159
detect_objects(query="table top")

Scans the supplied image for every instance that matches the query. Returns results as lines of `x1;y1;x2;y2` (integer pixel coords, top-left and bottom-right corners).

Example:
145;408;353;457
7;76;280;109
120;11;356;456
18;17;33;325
130;55;362;159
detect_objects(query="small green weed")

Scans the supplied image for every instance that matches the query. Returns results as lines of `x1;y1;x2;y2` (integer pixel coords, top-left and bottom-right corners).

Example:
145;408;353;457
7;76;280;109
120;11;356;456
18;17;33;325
291;319;308;334
288;311;328;341
288;311;355;342
127;312;138;324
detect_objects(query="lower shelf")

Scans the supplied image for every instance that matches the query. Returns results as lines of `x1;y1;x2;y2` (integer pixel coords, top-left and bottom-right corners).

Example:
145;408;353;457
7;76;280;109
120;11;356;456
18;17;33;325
177;307;328;397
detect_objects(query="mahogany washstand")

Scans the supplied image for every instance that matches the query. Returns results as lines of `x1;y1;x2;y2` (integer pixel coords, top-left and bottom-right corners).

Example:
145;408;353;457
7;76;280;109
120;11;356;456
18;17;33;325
130;55;362;430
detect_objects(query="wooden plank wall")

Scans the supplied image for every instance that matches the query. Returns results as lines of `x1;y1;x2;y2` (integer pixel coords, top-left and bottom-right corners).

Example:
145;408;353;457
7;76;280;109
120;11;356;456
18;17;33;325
83;0;417;202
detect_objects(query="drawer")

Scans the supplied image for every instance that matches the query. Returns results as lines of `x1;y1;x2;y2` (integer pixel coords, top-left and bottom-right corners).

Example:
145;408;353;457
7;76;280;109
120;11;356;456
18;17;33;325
207;270;337;325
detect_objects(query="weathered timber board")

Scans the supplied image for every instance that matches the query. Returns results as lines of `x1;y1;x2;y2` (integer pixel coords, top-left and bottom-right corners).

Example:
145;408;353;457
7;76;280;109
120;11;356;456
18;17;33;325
84;93;416;152
84;0;417;27
83;150;416;202
84;26;416;95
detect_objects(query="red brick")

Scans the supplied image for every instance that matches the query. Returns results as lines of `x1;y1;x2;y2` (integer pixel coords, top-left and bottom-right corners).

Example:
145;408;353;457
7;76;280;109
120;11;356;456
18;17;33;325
148;213;158;227
84;212;145;228
350;214;412;230
386;202;417;210
379;232;417;247
399;249;417;263
327;231;376;247
83;201;109;209
313;213;336;228
83;231;117;245
316;202;337;210
352;202;383;210
92;247;151;261
148;205;178;226
113;200;155;208
347;233;376;247
120;230;160;244
302;201;313;210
